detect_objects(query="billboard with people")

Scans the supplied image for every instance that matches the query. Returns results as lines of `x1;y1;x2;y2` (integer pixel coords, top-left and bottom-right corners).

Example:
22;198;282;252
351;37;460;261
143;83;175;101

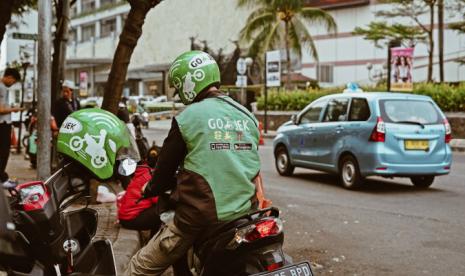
391;47;414;92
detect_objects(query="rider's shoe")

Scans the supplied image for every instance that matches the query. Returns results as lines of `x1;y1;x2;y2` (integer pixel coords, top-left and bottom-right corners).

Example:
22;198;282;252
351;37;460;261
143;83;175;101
2;179;18;189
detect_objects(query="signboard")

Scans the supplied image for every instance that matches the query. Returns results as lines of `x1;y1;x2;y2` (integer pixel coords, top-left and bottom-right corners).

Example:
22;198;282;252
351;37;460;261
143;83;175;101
79;71;88;97
304;0;369;9
235;75;247;88
390;47;414;92
12;32;38;41
266;50;281;87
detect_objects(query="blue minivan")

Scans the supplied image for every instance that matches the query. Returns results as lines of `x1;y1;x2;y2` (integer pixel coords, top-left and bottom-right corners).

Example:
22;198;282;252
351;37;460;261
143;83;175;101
273;91;452;189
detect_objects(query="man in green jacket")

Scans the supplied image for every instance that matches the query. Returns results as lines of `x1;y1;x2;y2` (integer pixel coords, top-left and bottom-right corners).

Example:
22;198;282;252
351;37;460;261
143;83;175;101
126;51;269;275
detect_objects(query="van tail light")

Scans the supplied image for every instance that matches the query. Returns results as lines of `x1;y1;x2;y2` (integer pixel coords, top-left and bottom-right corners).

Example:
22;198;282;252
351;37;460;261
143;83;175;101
227;218;283;249
370;117;385;142
444;119;452;144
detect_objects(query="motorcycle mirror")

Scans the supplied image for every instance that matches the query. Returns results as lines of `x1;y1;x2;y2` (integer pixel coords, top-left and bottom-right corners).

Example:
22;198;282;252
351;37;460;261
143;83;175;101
118;158;137;176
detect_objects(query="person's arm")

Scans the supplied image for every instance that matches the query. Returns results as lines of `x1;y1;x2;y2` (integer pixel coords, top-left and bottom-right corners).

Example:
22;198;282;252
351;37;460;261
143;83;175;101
253;173;272;209
0;105;23;114
143;118;187;197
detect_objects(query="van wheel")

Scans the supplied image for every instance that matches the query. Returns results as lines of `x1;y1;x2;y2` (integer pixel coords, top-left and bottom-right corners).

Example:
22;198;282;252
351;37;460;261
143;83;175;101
339;155;363;189
275;146;295;176
410;176;435;188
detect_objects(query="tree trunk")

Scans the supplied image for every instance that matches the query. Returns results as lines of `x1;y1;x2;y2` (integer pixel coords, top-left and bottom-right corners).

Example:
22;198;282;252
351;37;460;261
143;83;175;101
0;1;14;46
438;0;444;83
427;3;435;83
284;20;291;89
101;0;161;114
51;0;70;106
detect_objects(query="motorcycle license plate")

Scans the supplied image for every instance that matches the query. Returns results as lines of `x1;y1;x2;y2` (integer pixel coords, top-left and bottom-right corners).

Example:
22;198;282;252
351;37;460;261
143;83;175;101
405;140;429;150
255;261;313;276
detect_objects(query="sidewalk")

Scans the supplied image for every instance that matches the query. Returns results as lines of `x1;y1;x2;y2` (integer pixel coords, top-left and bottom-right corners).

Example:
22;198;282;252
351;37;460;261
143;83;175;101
6;151;140;275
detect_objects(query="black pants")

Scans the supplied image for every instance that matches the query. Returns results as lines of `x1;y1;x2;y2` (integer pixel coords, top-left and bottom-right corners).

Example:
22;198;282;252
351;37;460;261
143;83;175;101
119;204;162;236
0;123;11;182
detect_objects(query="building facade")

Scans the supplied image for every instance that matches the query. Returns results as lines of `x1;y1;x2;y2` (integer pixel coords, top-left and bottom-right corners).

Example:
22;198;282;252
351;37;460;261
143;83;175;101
63;0;465;96
0;11;38;106
302;0;465;87
2;1;464;102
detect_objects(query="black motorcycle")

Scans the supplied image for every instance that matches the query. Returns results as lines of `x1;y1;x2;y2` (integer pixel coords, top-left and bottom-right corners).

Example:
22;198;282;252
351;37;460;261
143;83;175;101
0;162;117;275
164;204;312;276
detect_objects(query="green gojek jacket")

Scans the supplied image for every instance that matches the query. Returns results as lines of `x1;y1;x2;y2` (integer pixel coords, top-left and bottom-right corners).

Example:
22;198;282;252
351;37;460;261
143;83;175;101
174;95;261;229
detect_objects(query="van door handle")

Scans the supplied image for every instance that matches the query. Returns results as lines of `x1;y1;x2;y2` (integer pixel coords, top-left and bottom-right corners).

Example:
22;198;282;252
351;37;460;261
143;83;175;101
307;126;316;131
335;125;344;133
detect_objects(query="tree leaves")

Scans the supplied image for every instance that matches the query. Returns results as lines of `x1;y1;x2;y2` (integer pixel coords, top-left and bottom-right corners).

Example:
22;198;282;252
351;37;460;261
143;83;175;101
353;21;427;48
237;0;337;61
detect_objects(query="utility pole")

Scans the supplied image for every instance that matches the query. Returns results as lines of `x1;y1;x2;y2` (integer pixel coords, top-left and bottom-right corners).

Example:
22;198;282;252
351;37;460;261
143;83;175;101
438;0;444;83
37;0;52;180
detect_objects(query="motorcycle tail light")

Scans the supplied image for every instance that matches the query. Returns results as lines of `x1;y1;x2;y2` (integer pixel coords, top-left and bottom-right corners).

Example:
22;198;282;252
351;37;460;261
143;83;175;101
232;218;283;245
245;219;281;242
266;262;282;271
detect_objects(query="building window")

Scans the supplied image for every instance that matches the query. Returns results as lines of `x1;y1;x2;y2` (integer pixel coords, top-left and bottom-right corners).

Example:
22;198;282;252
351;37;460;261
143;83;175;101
68;29;77;44
101;18;116;37
81;24;95;42
81;0;96;13
317;64;334;83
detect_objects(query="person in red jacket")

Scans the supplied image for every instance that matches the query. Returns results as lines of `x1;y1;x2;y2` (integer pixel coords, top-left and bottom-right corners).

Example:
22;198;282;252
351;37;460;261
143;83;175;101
118;146;162;235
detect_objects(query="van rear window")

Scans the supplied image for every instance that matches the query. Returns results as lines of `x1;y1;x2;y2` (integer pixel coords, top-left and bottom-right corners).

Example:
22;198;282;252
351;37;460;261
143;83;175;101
379;99;442;125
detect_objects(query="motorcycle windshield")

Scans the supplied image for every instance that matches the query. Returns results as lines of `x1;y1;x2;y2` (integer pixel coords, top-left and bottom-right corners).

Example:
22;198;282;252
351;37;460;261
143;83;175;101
116;124;141;162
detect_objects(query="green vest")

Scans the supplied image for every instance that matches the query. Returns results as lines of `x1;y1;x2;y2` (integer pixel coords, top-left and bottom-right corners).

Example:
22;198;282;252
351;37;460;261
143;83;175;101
176;96;260;221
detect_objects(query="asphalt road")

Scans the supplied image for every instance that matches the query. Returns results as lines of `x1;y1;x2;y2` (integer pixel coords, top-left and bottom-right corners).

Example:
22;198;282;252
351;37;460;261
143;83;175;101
145;123;465;276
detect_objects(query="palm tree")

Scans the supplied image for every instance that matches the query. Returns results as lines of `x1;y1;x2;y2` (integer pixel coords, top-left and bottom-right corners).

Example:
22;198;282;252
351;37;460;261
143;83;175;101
238;0;337;87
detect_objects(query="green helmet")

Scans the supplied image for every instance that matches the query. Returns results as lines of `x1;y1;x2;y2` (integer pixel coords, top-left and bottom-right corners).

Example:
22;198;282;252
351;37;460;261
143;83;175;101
57;108;140;180
168;50;221;105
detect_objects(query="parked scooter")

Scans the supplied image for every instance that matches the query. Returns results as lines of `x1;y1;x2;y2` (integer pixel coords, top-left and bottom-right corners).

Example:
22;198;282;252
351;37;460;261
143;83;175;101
1;163;117;275
1;108;141;275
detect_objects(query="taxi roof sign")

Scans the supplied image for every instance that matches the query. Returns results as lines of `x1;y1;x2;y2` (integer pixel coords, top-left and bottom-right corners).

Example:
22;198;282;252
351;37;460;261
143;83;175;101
343;82;363;93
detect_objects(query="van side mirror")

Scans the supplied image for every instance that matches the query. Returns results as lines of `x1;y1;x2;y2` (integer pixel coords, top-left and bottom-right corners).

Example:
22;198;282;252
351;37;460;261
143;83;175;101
291;114;298;125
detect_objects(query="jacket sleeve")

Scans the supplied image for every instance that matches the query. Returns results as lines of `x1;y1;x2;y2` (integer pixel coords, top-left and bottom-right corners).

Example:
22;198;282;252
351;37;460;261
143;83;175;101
144;118;187;197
